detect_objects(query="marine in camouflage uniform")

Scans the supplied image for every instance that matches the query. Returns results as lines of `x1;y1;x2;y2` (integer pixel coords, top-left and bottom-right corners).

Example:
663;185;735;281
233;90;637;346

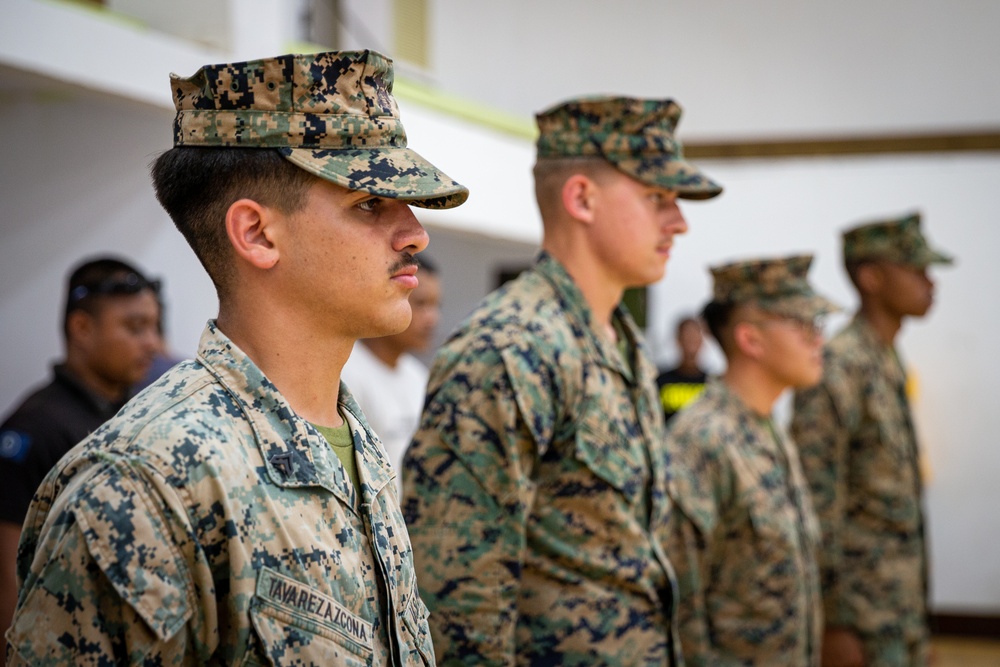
6;50;468;666
659;255;837;666
791;214;953;667
402;98;722;666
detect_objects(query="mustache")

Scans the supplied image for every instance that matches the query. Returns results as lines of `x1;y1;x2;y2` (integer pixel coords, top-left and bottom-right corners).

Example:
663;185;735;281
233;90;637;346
388;253;419;276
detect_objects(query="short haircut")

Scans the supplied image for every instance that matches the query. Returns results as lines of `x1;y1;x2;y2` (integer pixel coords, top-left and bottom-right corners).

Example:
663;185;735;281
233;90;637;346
63;257;157;338
532;156;620;219
701;300;738;354
150;147;316;299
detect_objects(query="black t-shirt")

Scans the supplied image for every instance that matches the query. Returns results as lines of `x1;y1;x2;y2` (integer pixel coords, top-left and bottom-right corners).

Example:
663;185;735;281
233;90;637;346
655;366;708;423
0;365;124;525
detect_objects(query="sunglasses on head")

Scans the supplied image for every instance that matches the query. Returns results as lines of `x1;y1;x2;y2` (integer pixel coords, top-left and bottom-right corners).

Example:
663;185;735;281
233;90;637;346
67;272;161;308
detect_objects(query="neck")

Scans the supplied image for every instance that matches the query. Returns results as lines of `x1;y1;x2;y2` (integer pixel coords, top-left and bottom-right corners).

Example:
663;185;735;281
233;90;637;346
858;301;902;346
542;239;623;338
723;357;784;417
677;358;701;375
362;338;404;368
63;356;128;403
216;298;351;428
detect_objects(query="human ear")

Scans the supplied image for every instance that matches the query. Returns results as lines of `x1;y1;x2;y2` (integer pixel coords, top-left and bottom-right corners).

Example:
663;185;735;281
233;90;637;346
225;199;279;270
66;309;96;349
561;174;597;224
855;263;883;295
733;321;765;359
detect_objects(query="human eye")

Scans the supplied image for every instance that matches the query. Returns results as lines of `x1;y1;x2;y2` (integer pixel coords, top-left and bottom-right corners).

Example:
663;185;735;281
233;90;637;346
356;197;382;213
648;192;665;207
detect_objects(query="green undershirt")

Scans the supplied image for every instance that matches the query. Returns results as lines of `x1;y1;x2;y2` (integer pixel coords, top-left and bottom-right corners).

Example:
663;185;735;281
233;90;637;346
311;416;361;494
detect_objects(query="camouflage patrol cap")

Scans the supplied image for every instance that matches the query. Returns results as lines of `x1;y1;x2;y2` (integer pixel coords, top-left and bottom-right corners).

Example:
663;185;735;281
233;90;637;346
842;212;953;267
535;97;722;200
710;254;839;320
171;50;468;209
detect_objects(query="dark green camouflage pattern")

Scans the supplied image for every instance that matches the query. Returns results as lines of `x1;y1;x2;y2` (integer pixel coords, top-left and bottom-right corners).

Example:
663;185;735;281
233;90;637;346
7;322;434;666
842;212;953;267
659;380;822;666
401;253;681;666
710;254;839;321
535;97;723;200
791;316;930;665
172;50;468;209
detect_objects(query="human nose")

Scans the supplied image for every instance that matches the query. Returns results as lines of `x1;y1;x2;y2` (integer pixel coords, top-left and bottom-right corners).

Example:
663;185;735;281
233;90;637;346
665;202;688;236
393;205;429;255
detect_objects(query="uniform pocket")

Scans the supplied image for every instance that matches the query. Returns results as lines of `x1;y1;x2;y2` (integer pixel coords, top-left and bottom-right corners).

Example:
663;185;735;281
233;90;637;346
241;568;373;667
574;407;647;502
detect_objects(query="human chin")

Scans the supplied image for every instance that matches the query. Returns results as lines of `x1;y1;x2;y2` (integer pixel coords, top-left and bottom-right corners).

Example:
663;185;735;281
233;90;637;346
378;302;414;337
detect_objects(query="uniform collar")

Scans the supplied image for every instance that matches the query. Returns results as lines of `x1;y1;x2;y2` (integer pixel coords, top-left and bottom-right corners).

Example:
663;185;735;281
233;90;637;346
534;252;640;383
196;321;394;510
849;313;906;386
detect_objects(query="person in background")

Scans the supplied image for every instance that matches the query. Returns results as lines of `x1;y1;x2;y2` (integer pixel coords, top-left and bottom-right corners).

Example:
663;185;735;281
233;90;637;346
0;256;160;665
5;50;467;665
658;254;837;666
403;96;722;666
657;315;709;423
791;212;953;667
341;255;442;495
133;285;185;393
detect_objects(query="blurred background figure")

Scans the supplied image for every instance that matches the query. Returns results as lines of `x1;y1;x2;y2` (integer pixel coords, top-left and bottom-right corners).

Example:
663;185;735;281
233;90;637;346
657;315;710;423
132;288;185;393
0;255;160;660
659;254;837;667
340;255;442;494
792;213;953;667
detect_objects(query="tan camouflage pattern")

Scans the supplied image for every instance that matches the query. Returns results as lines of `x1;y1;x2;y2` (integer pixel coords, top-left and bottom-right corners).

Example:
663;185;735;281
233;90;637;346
172;50;468;209
710;254;839;321
401;252;681;666
790;316;930;665
535;97;723;200
659;380;822;666
6;321;435;666
842;212;953;267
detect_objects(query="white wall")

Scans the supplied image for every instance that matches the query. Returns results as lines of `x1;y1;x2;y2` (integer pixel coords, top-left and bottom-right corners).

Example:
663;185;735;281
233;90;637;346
431;0;1000;138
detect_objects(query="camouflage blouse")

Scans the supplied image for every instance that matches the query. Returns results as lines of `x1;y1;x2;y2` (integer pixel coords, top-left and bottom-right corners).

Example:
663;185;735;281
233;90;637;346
659;380;822;667
402;252;680;666
8;322;433;666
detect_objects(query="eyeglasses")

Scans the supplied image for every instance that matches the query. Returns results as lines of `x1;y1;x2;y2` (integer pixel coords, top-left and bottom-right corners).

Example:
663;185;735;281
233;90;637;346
741;315;825;339
67;273;161;309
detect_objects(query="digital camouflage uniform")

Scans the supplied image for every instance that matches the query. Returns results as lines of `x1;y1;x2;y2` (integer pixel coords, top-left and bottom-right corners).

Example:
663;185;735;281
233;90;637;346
402;98;722;667
8;323;433;665
7;50;468;666
791;214;953;667
404;253;678;667
663;381;822;667
659;255;836;667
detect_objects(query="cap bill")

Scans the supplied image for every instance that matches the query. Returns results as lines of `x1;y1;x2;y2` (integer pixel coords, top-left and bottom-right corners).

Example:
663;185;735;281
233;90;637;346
766;294;842;321
614;157;723;200
283;147;469;209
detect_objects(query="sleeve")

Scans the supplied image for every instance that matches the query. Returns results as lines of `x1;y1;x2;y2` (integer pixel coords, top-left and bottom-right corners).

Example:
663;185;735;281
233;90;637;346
402;343;554;667
790;378;854;628
7;458;211;666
